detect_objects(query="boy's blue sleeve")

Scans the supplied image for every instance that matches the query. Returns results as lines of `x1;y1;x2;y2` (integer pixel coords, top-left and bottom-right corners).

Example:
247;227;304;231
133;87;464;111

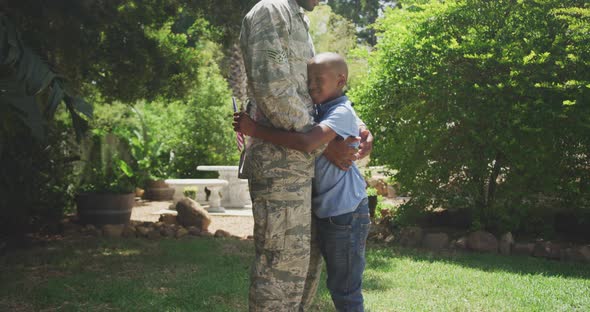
319;106;359;139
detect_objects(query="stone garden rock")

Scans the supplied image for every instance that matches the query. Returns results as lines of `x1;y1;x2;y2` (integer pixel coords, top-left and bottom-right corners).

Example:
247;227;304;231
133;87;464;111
451;237;468;250
122;225;137;238
369;223;388;238
399;226;424;247
467;231;498;253
159;214;177;225
63;222;83;235
176;198;211;231
129;220;141;227
160;226;176;237
387;185;397;198
512;243;535;256
579;245;590;262
372;233;385;241
81;224;100;236
384;234;395;243
147;230;161;240
533;240;562;259
422;233;449;251
187;226;201;236
136;226;151;237
102;224;124;238
79;225;101;237
201;231;214;238
560;247;583;262
84;224;97;231
499;232;514;255
175;228;189;238
214;229;231;238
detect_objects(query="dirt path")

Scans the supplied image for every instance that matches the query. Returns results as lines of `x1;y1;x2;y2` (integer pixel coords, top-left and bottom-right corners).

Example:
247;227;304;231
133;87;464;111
131;200;254;237
131;197;407;238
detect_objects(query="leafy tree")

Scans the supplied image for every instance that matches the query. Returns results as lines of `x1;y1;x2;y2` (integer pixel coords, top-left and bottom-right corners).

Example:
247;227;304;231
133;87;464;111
308;4;369;89
309;5;357;55
351;0;590;234
1;0;258;103
0;1;245;236
0;13;93;237
327;0;396;45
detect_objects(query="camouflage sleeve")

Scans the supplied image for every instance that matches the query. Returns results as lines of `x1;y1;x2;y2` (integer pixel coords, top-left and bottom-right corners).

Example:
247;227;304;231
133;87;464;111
241;6;314;132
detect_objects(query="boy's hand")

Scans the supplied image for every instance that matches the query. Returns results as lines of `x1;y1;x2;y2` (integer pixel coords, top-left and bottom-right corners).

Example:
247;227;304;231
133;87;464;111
233;112;256;136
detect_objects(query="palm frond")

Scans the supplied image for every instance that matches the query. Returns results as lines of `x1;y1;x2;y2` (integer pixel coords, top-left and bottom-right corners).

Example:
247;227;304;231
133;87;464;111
0;14;92;141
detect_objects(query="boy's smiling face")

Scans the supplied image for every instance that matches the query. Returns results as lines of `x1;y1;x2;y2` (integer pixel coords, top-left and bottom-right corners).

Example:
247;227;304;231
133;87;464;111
307;63;346;105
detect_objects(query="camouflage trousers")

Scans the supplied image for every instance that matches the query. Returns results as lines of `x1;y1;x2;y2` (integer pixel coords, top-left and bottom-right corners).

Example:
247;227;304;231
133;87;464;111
299;216;323;312
248;176;313;312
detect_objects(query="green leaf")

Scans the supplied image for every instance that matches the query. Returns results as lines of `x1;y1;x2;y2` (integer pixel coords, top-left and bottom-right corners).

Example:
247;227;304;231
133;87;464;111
69;96;93;118
1;16;21;66
562;100;576;106
45;79;65;117
64;95;89;140
18;47;55;95
118;159;134;178
1;95;44;140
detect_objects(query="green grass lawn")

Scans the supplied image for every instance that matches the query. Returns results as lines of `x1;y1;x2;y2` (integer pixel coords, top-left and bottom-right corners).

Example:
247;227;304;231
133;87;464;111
1;237;589;312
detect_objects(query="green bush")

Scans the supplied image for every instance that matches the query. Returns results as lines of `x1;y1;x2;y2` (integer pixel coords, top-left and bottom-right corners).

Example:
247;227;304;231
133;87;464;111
0;119;79;236
87;21;239;181
351;0;590;234
77;131;135;195
138;70;238;178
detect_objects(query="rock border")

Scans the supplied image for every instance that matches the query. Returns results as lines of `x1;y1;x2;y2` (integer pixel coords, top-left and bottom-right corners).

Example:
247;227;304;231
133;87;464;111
370;225;590;264
59;216;252;241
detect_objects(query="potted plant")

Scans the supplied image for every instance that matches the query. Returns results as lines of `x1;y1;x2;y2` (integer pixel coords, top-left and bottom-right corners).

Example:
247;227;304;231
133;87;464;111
366;187;379;218
183;187;198;201
128;107;174;200
76;133;135;225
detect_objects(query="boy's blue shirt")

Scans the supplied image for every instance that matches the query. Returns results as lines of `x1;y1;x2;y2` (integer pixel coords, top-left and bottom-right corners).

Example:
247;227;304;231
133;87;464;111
313;95;367;218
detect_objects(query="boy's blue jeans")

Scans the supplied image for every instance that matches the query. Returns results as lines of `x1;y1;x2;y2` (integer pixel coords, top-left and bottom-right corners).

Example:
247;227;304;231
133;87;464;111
316;197;370;312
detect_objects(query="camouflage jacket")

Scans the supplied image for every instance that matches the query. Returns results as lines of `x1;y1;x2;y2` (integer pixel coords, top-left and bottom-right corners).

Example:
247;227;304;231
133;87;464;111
239;0;316;179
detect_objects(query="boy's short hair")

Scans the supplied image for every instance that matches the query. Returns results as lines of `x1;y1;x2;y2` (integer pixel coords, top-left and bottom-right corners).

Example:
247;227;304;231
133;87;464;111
308;52;348;80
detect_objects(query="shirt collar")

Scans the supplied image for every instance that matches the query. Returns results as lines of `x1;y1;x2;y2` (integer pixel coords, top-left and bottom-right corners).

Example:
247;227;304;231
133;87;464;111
316;95;348;118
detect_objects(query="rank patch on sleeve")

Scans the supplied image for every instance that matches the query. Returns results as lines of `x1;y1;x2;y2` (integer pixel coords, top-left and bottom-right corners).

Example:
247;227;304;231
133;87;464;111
265;49;288;64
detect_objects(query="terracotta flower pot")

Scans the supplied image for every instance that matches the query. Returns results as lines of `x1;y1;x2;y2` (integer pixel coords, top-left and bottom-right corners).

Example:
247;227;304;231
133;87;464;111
143;179;174;201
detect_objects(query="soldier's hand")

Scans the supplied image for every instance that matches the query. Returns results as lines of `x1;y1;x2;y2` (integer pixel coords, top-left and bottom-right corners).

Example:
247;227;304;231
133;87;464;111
323;136;360;171
233;112;256;136
355;128;373;160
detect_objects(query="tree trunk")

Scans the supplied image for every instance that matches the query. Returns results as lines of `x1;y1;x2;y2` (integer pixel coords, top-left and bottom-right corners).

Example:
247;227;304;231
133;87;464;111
226;42;248;108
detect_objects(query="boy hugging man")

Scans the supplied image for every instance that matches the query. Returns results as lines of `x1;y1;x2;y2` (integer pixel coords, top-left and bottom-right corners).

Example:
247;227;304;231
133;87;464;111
234;52;370;312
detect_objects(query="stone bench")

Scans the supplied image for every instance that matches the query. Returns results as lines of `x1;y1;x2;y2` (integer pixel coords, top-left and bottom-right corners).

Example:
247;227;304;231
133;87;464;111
196;165;252;209
164;179;229;213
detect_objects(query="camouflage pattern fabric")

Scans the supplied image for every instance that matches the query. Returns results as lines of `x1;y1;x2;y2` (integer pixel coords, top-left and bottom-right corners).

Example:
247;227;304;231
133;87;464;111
239;0;316;179
248;177;312;312
298;218;323;311
240;0;320;310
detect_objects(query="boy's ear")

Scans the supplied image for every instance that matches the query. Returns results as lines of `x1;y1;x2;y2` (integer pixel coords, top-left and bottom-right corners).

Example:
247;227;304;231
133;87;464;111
337;74;347;88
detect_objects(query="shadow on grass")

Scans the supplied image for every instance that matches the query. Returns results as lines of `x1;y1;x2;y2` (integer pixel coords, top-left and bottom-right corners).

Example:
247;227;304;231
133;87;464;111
0;237;254;312
5;236;587;311
365;241;590;284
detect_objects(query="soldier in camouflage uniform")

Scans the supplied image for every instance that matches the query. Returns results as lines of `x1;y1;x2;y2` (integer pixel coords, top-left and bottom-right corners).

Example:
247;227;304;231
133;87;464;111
239;0;371;311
